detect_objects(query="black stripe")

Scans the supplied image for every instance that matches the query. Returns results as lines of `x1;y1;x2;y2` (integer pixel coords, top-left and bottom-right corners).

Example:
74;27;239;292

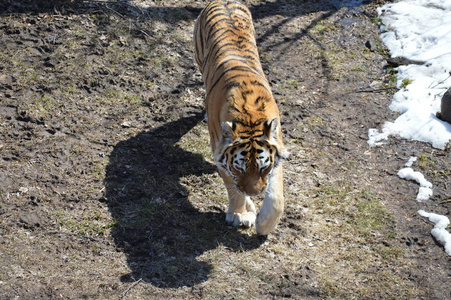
223;76;271;96
208;56;252;81
229;5;251;17
206;18;235;40
207;64;262;95
241;103;250;116
203;4;223;21
224;74;247;86
254;96;264;104
225;81;241;90
250;80;267;88
235;6;251;16
229;105;241;113
257;104;266;112
205;12;230;28
202;42;236;70
209;47;258;67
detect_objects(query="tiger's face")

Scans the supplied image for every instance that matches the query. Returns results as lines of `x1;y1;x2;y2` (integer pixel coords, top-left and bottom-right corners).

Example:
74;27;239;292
216;119;289;196
219;140;278;195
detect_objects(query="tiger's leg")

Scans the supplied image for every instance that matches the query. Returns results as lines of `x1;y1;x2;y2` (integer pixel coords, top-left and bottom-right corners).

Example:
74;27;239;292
219;169;257;228
256;164;284;235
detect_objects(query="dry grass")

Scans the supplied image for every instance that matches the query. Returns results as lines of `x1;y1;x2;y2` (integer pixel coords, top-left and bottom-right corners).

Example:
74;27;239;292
0;0;440;298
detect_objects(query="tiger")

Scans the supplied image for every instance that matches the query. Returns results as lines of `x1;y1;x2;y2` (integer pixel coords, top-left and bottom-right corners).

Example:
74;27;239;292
193;0;289;235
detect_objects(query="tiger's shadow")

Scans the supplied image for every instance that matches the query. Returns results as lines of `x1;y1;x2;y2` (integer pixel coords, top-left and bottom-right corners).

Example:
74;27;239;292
105;111;264;288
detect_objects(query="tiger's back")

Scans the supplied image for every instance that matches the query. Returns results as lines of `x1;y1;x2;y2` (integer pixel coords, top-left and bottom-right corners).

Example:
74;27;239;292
194;0;266;87
193;0;289;235
194;0;281;148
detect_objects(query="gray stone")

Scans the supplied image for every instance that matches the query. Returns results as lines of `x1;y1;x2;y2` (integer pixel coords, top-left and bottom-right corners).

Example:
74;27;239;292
20;213;42;229
440;88;451;124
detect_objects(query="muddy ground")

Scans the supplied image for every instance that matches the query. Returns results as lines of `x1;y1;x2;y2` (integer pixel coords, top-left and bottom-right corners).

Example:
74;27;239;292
0;0;450;299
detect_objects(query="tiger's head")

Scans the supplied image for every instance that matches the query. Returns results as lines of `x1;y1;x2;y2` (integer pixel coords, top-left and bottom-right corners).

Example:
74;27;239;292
216;118;289;196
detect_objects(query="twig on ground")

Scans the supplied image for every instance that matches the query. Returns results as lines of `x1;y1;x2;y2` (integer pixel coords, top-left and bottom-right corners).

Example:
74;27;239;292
428;72;451;89
122;278;143;299
289;159;310;165
353;87;398;93
46;230;106;242
423;150;447;156
97;1;155;40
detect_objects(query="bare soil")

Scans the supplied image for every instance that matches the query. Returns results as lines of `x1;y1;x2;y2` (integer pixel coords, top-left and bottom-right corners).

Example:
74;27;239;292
1;0;450;299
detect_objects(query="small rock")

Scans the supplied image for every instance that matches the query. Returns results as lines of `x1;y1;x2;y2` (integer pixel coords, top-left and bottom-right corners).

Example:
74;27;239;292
20;213;42;229
18;187;29;194
387;56;425;67
440;87;451;124
0;74;13;86
365;39;374;51
43;61;55;68
121;121;131;128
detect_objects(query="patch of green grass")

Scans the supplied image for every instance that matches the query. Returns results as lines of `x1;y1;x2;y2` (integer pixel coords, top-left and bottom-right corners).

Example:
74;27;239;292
417;152;435;169
88;160;107;179
259;50;271;63
176;123;213;160
138;199;174;219
381;66;399;93
372;17;382;24
103;89;141;105
350;66;369;72
150;54;176;68
309;181;416;299
311;182;397;241
298;114;326;133
281;79;301;91
311;19;337;35
352;191;393;236
310;41;368;81
22;94;60;119
400;78;412;89
55;209;116;237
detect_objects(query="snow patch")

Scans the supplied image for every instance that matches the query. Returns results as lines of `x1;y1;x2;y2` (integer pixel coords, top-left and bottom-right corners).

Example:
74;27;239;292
369;0;451;149
418;210;451;256
397;166;433;201
405;156;417;167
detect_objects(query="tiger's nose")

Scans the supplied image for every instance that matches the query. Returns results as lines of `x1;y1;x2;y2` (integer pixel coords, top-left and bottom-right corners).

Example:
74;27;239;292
238;178;266;196
243;186;264;196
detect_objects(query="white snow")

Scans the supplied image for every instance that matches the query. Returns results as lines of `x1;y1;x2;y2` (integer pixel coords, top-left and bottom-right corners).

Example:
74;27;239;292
416;186;433;202
369;0;451;150
405;156;417;167
397;166;433;201
418;210;451;255
372;0;451;255
397;167;432;189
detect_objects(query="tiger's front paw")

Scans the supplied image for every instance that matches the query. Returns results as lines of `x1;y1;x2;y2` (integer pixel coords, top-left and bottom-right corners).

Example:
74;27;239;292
226;211;256;228
256;206;283;236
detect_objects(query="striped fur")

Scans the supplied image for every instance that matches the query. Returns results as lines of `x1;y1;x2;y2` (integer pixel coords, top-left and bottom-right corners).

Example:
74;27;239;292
193;0;288;235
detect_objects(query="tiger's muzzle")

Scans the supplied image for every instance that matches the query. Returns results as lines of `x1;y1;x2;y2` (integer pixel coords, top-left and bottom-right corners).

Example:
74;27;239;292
237;175;267;196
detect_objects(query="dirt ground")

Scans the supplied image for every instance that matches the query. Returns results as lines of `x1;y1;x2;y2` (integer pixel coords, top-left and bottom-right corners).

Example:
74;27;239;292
1;0;450;299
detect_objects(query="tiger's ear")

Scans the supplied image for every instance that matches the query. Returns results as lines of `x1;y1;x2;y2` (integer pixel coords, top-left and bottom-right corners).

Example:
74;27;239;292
263;118;279;141
221;121;235;144
263;118;290;159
